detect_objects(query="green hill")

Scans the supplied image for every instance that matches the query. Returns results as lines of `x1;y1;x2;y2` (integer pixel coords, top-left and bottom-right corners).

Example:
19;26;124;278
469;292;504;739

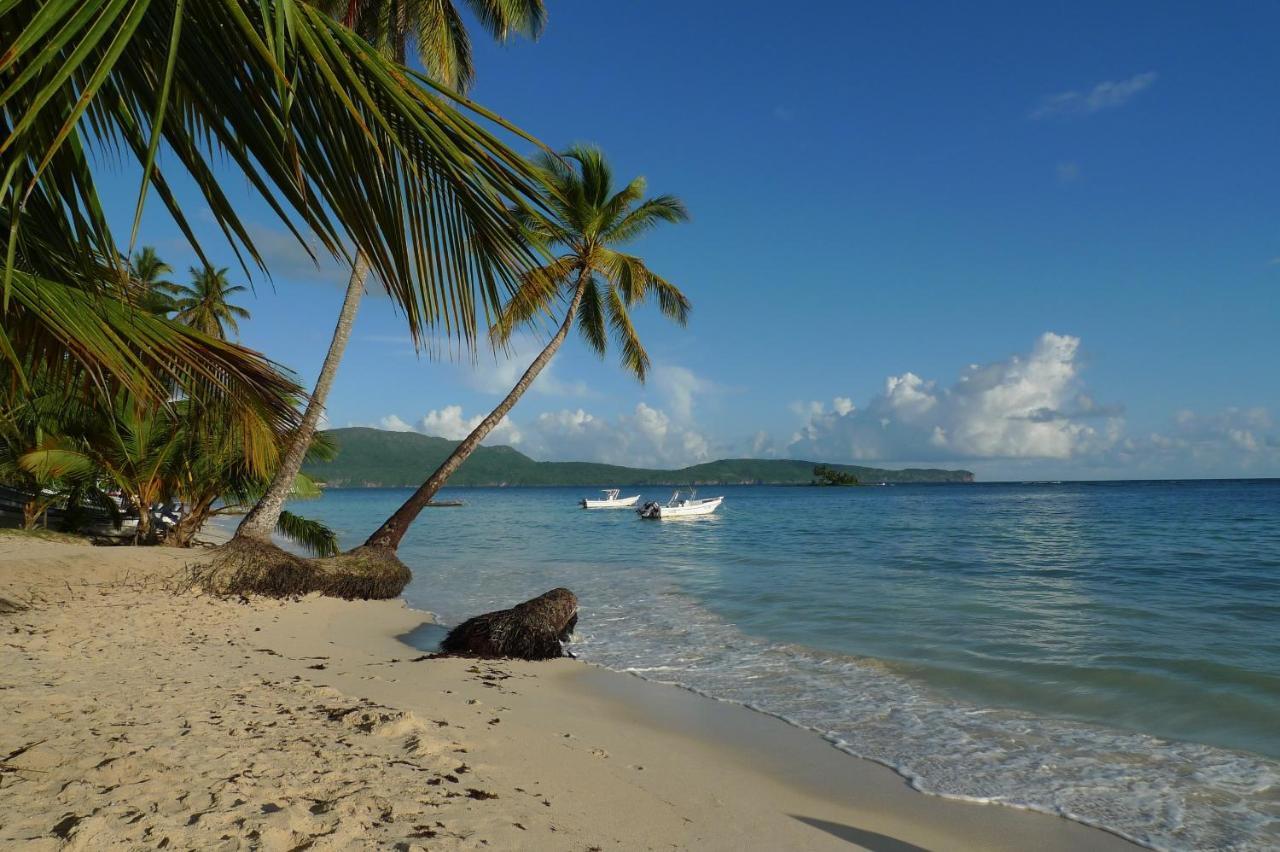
303;427;975;486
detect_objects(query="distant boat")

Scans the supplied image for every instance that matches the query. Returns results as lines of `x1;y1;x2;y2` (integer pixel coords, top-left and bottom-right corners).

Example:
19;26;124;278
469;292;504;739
581;488;641;509
637;489;724;519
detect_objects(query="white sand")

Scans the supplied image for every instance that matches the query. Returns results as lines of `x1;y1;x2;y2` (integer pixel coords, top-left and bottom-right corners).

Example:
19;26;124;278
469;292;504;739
0;536;1139;850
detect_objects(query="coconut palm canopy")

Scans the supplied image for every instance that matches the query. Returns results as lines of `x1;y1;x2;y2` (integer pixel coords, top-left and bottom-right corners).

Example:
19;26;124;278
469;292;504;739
497;144;692;381
357;145;692;553
127;247;179;314
315;0;547;91
173;267;251;340
0;0;551;418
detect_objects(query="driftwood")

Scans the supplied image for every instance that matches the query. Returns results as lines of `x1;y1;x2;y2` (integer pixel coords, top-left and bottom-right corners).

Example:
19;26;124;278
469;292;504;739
440;588;578;660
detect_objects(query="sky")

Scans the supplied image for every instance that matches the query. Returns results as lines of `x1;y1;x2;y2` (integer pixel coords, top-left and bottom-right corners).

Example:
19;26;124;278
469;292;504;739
99;1;1279;480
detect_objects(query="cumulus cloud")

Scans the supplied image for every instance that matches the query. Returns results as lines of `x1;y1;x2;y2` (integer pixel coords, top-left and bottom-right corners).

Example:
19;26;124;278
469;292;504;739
367;359;719;468
517;403;712;468
370;405;521;446
1031;72;1157;120
789;333;1123;463
1110;407;1279;474
379;414;414;432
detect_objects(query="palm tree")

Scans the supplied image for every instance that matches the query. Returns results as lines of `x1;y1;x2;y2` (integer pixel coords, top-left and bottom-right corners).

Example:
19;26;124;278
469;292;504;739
317;0;546;91
231;0;546;550
3;1;548;448
173;267;251;340
362;145;691;552
127;247;180;315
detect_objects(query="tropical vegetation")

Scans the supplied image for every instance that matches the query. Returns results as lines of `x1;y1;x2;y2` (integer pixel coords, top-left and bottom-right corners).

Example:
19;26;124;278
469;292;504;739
172;267;251;340
0;0;716;606
227;0;547;568
2;371;337;553
361;145;691;552
127;247;180;314
1;1;551;594
812;464;861;486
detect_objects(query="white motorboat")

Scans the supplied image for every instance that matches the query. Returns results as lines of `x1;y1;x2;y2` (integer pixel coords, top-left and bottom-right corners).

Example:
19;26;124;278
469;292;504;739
580;488;641;509
637;490;724;519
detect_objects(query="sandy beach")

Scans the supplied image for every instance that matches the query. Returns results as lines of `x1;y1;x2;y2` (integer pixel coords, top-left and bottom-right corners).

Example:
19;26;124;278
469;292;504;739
0;535;1140;851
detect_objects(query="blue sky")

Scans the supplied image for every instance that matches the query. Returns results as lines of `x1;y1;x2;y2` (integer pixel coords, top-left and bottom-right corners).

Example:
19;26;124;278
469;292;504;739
102;1;1279;479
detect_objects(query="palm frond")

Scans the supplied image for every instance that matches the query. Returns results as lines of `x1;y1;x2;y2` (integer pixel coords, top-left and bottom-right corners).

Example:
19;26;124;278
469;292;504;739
2;268;302;434
276;509;339;556
16;437;97;482
2;0;551;368
575;275;607;357
289;472;325;500
604;195;690;244
605;284;649;381
645;266;691;325
490;256;575;345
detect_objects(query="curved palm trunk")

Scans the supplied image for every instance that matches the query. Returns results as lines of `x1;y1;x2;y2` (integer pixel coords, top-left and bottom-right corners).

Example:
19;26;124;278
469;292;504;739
235;252;370;542
363;273;588;552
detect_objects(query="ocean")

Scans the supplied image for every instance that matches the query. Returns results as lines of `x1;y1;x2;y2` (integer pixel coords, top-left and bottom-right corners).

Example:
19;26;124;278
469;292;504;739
285;480;1280;850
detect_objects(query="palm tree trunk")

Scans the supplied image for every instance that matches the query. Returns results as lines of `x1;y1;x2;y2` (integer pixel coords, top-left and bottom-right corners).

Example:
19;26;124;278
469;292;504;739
234;252;370;542
363;273;588;552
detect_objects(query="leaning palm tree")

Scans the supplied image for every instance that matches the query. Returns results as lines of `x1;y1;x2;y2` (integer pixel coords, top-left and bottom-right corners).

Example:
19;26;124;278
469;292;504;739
127;247;179;315
230;0;546;561
173;267;251;340
359;145;691;555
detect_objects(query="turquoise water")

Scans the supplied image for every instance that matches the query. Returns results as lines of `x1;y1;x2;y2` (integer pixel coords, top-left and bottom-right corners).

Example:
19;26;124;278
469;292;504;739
289;481;1280;850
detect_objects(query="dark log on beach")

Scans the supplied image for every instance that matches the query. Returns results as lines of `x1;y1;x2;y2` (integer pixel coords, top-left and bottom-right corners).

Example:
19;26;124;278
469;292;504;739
440;588;578;661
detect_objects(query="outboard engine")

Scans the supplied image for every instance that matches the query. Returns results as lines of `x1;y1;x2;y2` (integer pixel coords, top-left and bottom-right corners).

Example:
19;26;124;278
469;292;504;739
638;501;661;519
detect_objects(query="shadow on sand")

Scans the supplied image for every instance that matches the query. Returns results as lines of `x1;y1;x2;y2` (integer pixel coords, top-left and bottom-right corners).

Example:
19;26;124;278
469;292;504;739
791;815;930;851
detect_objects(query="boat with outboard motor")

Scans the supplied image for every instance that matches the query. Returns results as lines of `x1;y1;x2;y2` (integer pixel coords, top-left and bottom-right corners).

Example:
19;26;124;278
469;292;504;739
637;489;724;519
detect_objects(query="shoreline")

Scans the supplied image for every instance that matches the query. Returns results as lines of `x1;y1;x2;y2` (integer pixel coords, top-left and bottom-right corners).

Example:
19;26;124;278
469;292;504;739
2;536;1140;850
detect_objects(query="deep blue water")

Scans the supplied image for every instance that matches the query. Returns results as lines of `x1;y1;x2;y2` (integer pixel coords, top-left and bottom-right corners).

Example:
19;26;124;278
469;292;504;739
281;480;1280;850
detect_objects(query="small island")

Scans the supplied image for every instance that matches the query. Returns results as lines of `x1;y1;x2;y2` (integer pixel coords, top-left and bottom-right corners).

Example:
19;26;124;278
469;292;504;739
811;464;860;486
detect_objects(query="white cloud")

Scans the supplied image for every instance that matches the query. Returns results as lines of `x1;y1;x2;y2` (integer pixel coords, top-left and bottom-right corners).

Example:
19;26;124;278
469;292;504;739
463;336;591;398
379;414;414;432
1110;407;1279;474
651;364;716;423
790;333;1123;463
416;405;522;445
517;403;712;469
369;405;521;446
1031;72;1157;120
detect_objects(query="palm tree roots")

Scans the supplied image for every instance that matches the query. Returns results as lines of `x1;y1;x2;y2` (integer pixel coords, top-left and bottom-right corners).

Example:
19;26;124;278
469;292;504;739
313;545;412;601
440;588;578;660
196;536;319;598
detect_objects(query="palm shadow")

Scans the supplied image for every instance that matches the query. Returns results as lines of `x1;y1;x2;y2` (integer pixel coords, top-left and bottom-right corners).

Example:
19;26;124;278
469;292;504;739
791;815;930;851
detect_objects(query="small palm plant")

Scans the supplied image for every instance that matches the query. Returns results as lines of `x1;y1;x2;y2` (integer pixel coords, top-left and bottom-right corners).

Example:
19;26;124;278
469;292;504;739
173;267;252;340
361;144;691;552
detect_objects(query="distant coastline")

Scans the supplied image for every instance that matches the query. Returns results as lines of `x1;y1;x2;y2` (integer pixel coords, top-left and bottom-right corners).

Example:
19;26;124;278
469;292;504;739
303;427;977;487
